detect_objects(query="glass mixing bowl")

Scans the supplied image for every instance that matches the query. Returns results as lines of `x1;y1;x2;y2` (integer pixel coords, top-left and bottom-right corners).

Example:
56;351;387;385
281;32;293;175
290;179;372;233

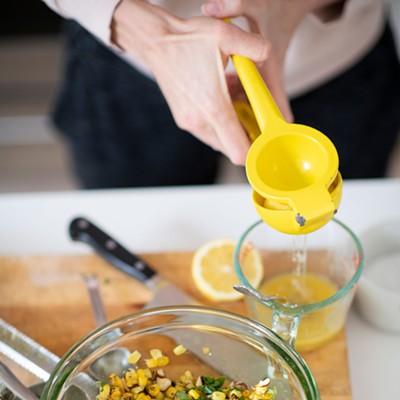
41;306;319;400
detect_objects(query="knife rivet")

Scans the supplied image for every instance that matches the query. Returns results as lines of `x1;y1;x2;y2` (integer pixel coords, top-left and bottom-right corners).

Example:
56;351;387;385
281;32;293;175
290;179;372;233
105;239;117;250
78;219;89;229
135;261;145;270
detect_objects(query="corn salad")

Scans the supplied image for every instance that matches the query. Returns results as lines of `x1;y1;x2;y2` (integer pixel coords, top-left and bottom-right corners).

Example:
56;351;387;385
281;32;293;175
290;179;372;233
97;348;277;400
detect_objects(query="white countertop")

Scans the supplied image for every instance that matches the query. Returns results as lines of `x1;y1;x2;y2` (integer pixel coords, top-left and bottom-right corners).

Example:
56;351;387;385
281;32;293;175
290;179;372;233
1;178;400;398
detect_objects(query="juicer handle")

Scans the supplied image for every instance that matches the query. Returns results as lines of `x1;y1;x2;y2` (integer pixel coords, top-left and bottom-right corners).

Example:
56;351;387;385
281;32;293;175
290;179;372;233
233;101;261;142
231;55;285;132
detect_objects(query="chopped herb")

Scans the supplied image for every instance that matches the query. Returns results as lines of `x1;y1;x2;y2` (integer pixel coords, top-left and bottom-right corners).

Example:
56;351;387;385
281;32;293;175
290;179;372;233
176;390;192;400
199;376;226;394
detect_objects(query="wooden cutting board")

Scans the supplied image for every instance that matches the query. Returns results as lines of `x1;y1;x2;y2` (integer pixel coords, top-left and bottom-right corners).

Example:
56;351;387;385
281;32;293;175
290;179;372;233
0;254;351;400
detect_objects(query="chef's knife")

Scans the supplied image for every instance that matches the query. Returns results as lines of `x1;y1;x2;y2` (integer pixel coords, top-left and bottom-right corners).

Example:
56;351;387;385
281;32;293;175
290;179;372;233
68;218;268;382
69;217;199;308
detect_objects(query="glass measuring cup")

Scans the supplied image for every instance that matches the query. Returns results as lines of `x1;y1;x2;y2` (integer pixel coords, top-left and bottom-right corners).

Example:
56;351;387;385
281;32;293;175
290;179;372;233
234;219;364;352
41;306;320;400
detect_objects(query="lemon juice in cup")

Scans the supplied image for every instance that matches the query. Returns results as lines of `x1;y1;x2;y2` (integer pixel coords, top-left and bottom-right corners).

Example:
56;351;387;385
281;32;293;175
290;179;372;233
234;219;364;352
258;272;340;350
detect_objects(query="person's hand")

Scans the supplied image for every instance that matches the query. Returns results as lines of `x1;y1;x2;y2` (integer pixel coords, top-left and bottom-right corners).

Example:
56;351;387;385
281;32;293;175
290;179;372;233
202;0;344;123
111;0;271;165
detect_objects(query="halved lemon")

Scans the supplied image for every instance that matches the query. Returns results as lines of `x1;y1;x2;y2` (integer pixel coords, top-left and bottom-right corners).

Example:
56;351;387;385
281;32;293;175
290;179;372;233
191;238;264;302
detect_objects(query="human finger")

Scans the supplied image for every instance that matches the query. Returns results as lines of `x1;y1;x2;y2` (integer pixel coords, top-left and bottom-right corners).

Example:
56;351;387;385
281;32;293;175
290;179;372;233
202;0;264;19
212;19;270;63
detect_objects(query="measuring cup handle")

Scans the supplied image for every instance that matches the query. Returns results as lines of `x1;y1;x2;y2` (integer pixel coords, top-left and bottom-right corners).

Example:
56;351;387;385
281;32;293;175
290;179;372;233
232;55;285;132
272;311;301;348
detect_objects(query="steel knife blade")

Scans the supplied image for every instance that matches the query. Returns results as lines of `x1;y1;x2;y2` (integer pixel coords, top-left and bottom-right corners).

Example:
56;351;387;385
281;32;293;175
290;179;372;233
0;319;98;399
69;217;199;308
0;318;59;381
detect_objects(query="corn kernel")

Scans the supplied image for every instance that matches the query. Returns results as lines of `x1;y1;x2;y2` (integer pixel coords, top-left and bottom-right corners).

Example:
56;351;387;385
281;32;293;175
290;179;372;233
173;345;187;356
202;347;210;355
111;388;122;400
137;393;151;400
188;389;200;399
229;389;242;399
138;370;149;386
132;386;145;394
155;392;165;400
110;373;123;389
145;358;159;368
143;369;152;378
125;369;138;388
97;383;111;400
255;386;267;396
165;386;177;398
128;350;142;364
147;384;161;397
157;356;169;367
150;349;163;359
211;392;226;400
139;376;148;387
179;370;193;384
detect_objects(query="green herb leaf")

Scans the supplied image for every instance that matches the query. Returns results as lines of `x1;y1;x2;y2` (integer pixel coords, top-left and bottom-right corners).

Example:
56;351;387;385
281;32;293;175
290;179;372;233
97;380;109;389
199;376;226;395
267;386;278;398
176;390;192;400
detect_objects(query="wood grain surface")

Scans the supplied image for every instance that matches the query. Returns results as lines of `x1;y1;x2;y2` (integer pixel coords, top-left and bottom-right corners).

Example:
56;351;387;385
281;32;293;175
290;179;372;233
0;254;351;399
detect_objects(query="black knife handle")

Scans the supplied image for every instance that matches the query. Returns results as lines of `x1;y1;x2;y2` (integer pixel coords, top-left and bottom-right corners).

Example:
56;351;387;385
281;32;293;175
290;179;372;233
69;217;156;283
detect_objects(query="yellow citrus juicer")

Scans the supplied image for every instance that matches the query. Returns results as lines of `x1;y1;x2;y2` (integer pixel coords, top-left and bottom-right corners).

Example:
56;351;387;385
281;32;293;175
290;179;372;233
232;55;342;234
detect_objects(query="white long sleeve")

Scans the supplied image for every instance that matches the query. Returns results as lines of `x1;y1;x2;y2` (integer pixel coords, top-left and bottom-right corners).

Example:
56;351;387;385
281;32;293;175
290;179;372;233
42;0;387;97
42;0;121;44
284;0;386;97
